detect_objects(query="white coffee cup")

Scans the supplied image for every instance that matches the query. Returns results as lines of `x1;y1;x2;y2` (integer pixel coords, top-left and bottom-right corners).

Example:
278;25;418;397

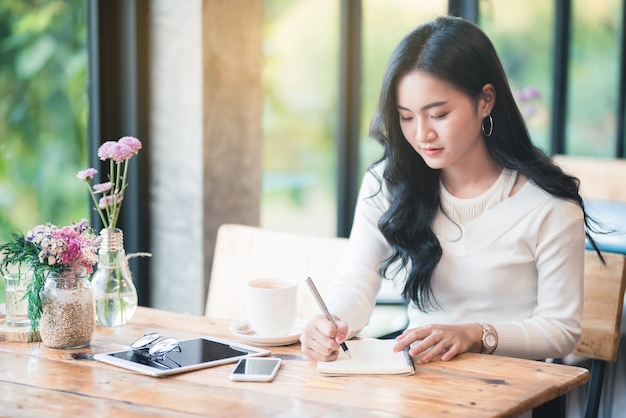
246;278;298;337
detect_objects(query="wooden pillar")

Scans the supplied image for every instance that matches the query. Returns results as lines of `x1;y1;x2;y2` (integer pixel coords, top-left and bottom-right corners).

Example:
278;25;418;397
202;0;264;302
148;0;262;314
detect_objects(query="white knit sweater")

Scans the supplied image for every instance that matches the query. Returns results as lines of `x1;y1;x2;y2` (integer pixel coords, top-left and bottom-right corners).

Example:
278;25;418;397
326;162;585;360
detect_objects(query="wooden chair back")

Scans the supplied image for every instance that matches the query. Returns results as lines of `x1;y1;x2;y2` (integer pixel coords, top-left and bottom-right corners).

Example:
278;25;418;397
553;155;626;202
566;250;626;418
205;223;350;321
573;250;626;362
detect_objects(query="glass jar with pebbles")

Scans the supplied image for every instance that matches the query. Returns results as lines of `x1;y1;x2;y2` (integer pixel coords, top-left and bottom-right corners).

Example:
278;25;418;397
39;268;95;349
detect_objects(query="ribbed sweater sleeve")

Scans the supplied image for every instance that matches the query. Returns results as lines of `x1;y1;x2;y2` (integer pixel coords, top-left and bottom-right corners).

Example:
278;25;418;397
492;217;584;359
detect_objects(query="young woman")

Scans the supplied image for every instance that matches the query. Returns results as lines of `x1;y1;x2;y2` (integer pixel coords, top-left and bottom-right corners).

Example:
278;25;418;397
300;16;599;364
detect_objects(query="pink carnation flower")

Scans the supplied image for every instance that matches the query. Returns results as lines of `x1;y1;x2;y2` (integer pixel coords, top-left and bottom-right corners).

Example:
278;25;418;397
108;143;134;163
93;182;113;193
80;135;142;230
98;194;123;209
76;168;98;181
118;136;142;154
97;141;117;161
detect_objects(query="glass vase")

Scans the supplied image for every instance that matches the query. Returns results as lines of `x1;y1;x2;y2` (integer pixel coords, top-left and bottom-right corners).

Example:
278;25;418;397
4;265;33;327
39;268;95;349
91;228;138;327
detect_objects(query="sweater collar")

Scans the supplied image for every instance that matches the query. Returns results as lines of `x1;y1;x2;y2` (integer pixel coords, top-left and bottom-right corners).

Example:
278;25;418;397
433;181;550;256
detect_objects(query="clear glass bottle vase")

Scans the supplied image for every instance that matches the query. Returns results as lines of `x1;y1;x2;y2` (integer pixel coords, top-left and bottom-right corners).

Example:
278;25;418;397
91;228;138;326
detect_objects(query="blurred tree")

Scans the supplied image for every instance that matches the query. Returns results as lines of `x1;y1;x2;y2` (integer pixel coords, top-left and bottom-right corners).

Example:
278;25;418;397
0;0;88;243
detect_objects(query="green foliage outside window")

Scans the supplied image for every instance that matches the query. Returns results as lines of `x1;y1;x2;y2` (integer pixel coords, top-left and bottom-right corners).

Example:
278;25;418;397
0;0;88;245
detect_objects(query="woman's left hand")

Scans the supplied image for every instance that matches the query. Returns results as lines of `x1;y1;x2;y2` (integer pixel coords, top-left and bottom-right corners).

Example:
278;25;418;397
393;323;483;363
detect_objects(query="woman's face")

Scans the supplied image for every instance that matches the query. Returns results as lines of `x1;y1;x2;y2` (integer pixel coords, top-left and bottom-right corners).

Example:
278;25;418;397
396;70;493;172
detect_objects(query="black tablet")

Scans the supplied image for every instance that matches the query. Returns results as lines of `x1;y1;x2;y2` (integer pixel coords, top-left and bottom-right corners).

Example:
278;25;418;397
94;336;271;377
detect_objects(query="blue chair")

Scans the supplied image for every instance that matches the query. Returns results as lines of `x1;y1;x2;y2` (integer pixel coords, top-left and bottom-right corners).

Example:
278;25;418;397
585;199;626;255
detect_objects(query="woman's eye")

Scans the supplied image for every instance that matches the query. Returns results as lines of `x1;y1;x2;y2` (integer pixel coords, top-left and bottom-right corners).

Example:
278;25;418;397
399;115;413;122
431;112;448;120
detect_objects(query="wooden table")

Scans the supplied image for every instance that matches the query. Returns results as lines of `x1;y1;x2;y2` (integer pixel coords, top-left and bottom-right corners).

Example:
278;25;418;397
0;307;589;417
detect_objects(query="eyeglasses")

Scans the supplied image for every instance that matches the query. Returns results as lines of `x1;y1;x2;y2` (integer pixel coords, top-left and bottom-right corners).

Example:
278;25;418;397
131;332;181;361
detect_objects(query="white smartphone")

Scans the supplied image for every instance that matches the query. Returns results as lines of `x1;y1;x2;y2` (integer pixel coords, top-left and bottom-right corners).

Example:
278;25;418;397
229;357;282;382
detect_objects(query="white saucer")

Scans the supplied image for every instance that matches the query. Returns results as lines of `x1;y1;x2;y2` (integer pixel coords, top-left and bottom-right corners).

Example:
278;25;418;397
230;318;305;346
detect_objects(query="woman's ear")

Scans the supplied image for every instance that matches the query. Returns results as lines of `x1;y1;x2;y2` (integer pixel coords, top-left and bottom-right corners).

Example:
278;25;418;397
480;84;496;116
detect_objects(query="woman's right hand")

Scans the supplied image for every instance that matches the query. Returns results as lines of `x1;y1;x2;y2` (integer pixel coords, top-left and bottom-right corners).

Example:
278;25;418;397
300;313;349;361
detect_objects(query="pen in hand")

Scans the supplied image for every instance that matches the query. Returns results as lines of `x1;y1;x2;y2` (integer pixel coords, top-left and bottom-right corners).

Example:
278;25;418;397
305;277;351;359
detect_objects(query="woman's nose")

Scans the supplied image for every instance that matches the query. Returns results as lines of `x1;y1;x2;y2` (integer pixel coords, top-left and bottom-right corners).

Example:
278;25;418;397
415;121;434;143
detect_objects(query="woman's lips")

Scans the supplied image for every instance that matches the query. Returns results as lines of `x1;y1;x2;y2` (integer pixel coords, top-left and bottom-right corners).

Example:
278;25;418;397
421;147;443;157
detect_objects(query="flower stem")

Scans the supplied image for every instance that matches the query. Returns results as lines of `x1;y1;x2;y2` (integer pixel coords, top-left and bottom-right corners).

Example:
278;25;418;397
87;186;108;228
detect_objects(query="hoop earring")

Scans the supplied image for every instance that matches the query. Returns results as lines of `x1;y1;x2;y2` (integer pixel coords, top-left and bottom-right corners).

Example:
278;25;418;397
482;114;493;137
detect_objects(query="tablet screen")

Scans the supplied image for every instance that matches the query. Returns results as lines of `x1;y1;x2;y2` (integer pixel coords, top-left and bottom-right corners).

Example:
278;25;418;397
94;336;271;376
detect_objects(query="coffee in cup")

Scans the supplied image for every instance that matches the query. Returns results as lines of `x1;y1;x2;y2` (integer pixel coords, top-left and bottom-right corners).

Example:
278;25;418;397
246;278;297;337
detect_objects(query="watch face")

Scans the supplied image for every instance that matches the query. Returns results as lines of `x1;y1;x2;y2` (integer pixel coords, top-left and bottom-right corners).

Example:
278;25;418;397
485;332;497;347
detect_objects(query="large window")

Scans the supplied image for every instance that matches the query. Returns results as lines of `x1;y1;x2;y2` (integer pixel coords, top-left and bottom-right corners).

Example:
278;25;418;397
481;0;555;153
261;0;448;236
360;0;448;173
481;0;623;156
567;0;622;155
0;1;88;243
261;0;625;238
261;0;340;236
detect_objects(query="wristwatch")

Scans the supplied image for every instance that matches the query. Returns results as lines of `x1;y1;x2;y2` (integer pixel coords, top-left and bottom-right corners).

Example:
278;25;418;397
477;322;498;354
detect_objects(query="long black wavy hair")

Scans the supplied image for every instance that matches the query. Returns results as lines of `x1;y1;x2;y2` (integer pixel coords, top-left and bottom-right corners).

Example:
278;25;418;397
368;16;600;312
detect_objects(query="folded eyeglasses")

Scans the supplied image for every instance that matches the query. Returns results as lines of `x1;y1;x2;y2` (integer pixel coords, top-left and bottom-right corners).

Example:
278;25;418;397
131;332;181;361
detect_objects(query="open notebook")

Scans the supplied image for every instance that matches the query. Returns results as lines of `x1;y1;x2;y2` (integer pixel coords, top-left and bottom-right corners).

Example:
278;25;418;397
317;339;415;376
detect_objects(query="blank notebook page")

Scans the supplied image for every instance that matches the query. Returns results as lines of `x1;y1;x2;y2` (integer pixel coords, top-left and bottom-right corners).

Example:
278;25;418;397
317;339;415;376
